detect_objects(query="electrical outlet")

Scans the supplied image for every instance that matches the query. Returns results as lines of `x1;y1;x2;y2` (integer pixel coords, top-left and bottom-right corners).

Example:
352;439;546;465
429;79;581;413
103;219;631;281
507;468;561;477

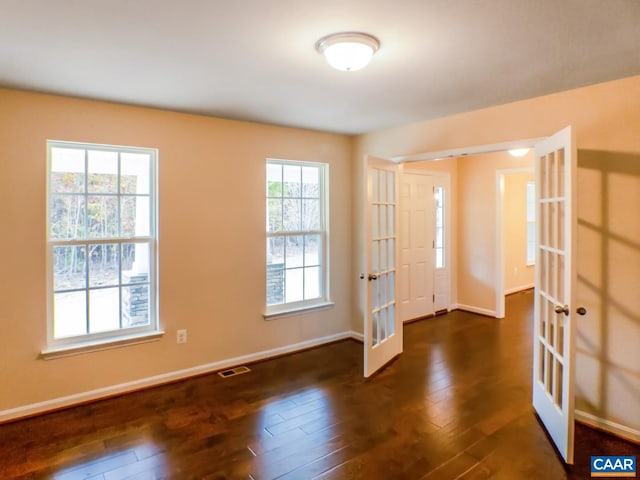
177;329;187;344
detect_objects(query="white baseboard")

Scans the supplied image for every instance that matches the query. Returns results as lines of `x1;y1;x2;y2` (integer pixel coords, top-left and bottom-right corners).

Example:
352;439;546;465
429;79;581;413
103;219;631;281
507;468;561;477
0;330;361;423
575;410;640;444
349;331;364;342
450;303;497;318
505;283;534;295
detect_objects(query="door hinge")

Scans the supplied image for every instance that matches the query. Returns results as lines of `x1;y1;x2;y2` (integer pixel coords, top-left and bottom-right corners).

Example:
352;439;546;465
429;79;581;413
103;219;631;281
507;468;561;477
433;294;435;303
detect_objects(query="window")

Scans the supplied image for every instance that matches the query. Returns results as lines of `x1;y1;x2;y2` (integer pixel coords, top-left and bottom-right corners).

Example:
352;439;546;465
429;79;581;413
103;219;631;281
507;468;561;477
434;186;445;269
526;181;536;265
266;160;328;314
47;141;158;350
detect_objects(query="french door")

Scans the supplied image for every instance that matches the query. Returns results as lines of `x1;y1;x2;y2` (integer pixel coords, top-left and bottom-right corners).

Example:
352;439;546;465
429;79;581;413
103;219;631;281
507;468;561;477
532;126;578;464
363;155;401;377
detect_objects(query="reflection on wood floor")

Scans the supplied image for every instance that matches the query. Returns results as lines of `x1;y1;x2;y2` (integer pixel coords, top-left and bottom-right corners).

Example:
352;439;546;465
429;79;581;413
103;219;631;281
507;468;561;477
1;290;637;479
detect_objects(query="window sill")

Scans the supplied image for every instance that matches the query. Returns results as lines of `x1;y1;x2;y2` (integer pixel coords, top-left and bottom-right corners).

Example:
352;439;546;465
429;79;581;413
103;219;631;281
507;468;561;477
263;301;335;321
40;331;165;360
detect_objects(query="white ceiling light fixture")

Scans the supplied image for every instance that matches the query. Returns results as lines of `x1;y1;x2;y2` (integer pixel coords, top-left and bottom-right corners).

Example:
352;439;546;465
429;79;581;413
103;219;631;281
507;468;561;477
316;32;380;72
508;148;530;157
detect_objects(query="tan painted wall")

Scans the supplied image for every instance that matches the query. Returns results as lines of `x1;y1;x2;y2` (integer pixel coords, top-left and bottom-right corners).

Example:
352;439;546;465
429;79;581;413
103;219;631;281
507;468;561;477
456;152;534;312
0;88;353;412
353;75;640;435
503;172;535;293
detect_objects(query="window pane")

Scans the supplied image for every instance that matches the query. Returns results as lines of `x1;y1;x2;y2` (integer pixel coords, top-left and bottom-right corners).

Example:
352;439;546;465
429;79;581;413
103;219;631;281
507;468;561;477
267;237;285;305
53;245;86;291
267;198;283;232
436;227;444;249
304;266;320;299
121;152;151;194
88;195;118;238
88;150;118;193
283;199;301;231
122;284;150;328
53;291;86;338
286;235;304;268
267;163;283;197
88;244;119;287
283;165;301;197
267;236;284;265
50;195;86;240
122;243;150;284
50;147;85;193
285;268;304;303
302;166;319;198
303;199;320;230
304;234;321;266
436;248;444;269
89;287;120;333
121;196;150;237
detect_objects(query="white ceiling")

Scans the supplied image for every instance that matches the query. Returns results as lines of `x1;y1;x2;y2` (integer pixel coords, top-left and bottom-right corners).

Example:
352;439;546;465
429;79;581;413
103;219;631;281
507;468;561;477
2;0;640;135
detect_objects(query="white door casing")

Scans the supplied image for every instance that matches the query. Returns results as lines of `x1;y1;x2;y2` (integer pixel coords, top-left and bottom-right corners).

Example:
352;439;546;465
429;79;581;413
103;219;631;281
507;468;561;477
399;173;435;322
364;155;402;378
532;126;577;464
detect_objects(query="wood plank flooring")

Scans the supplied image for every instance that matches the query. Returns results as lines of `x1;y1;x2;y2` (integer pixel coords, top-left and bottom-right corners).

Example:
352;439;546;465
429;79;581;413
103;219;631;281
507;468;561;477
1;290;637;479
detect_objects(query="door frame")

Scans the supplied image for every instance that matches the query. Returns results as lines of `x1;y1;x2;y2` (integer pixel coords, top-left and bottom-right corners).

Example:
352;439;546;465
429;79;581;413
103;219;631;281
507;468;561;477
495;167;535;319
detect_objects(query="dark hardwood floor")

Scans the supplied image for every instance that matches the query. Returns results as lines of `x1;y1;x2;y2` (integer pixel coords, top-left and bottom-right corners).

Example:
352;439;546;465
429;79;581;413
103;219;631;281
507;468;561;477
1;290;637;479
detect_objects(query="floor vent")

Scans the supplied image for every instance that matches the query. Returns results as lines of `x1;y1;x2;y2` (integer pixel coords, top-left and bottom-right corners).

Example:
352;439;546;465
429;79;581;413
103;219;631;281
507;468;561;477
218;366;251;378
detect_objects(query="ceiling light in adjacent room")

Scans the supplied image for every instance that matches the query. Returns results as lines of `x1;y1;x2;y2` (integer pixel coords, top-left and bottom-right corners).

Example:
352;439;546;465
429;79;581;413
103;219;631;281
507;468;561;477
508;148;530;157
316;32;380;72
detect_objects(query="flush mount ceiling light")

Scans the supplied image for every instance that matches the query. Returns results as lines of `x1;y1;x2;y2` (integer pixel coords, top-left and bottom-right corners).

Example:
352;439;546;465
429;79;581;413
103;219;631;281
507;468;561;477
315;32;380;72
508;148;530;157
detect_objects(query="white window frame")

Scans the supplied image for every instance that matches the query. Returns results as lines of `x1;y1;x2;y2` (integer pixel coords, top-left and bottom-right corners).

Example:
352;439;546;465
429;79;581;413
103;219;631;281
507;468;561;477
526;181;536;266
43;140;161;358
264;159;332;319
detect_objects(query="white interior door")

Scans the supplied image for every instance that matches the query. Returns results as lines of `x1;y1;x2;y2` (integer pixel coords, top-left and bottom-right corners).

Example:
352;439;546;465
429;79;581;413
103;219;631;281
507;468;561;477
399;173;435;322
364;155;401;377
532;126;577;464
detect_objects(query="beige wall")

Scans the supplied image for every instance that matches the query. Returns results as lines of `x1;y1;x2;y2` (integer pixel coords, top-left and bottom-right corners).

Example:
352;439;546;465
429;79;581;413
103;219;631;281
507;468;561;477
0;88;353;413
456;152;534;312
354;75;640;437
503;171;535;293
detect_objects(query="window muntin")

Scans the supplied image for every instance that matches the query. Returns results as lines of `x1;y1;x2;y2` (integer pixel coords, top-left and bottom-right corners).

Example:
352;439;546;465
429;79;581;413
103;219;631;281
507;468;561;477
266;160;327;310
526;181;536;265
435;186;445;269
47;141;158;345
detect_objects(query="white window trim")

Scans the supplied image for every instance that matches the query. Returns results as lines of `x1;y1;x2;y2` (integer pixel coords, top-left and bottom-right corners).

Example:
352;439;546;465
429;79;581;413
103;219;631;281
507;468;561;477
45;140;160;354
264;159;330;318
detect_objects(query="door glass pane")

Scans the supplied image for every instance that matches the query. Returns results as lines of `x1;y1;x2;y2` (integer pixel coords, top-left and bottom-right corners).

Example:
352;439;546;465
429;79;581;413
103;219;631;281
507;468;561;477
539;343;545;384
380;205;387;237
387;171;395;203
557;148;565;198
372;241;379;272
371;169;379;202
549;313;555;349
379;274;387;306
557;253;565;303
388;205;395;236
380;239;387;271
558;201;565;253
89;287;120;333
555;361;564;407
388;304;395;336
549;152;557;198
380;307;388;341
372;278;379;310
546;350;553;394
540;298;547;339
388;238;395;270
379;170;387;203
557;317;565;357
541;154;549;199
372;311;379;346
372;205;379;239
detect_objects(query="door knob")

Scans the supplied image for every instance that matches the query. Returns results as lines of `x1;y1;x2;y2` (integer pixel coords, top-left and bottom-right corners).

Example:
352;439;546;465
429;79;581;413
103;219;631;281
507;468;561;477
554;305;570;316
368;274;378;281
576;307;587;316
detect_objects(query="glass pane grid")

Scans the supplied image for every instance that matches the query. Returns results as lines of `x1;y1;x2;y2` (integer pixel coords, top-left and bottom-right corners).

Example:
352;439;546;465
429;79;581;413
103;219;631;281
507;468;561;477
49;142;155;340
266;161;325;307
